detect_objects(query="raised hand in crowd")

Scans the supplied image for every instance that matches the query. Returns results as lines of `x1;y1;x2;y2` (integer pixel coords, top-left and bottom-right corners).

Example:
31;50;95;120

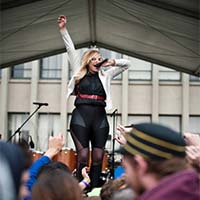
186;145;200;169
79;166;91;190
183;132;200;171
44;134;65;159
184;132;200;146
115;133;127;145
115;124;132;145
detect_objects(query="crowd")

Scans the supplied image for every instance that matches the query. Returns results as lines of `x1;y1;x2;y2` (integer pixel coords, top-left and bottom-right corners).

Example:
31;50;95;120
0;122;200;200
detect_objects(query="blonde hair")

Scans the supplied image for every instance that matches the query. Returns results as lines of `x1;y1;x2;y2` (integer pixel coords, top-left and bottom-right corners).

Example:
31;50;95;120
74;49;101;84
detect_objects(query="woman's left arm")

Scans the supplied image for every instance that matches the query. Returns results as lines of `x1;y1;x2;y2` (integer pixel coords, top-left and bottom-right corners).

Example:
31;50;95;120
103;59;131;78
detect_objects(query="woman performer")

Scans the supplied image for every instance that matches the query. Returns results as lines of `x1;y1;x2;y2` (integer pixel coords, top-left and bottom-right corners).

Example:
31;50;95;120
58;15;130;189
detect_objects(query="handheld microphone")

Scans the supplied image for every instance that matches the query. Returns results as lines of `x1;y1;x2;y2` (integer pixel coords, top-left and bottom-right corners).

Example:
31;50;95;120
33;102;48;106
95;58;108;68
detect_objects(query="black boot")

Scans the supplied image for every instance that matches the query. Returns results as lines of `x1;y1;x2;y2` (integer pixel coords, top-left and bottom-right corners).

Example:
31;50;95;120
89;164;102;188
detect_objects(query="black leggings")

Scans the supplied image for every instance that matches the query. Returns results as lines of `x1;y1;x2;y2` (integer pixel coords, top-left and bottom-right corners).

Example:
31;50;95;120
70;105;109;187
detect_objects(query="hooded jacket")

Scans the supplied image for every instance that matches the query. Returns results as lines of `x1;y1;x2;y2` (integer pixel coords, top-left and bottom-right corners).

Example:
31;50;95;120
139;169;200;200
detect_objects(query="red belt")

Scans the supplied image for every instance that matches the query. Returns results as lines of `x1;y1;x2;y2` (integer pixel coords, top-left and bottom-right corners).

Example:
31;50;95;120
77;94;105;101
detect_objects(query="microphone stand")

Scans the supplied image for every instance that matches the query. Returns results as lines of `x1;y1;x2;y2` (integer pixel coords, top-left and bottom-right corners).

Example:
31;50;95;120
110;109;117;179
7;104;43;142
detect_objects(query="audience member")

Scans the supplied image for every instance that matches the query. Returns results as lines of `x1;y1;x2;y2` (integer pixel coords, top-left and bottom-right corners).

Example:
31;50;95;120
36;161;71;178
100;176;128;200
24;134;90;200
118;123;200;200
32;169;82;200
0;151;16;200
24;134;65;199
0;141;30;200
111;187;135;200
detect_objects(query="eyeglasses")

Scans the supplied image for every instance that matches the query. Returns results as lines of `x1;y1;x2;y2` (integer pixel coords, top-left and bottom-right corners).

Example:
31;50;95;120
90;57;103;62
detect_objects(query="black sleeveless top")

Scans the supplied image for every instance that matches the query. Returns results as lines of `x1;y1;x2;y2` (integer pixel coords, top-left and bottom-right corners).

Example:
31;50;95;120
74;71;106;107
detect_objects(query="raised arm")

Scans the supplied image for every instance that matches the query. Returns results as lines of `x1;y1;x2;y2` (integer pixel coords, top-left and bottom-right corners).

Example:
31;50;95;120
102;58;131;79
79;166;90;190
25;135;65;195
58;15;81;73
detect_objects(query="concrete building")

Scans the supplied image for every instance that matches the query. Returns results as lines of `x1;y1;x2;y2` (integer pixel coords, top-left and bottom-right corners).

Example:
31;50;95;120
0;48;200;152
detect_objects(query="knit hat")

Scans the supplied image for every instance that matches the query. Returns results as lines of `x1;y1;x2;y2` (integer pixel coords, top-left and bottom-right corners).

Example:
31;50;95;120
117;123;186;160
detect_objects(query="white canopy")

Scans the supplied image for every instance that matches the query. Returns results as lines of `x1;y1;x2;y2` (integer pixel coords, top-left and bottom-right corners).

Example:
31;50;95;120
0;0;199;75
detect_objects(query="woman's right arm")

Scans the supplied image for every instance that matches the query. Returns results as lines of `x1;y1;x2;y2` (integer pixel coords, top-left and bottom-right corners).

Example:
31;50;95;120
58;16;80;73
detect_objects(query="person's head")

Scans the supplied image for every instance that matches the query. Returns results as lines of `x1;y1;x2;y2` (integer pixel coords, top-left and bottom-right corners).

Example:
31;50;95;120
0;141;29;199
32;169;82;200
17;138;33;169
16;139;34;199
0;151;16;200
37;161;71;179
118;123;187;194
75;49;103;83
111;187;135;200
100;177;127;200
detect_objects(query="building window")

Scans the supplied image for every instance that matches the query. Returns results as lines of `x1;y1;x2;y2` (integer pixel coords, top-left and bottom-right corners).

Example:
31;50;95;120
190;75;200;81
99;48;122;60
128;115;151;125
157;64;181;81
11;62;32;79
8;113;30;141
159;116;181;133
189;116;200;134
40;54;62;79
38;114;60;151
129;57;152;81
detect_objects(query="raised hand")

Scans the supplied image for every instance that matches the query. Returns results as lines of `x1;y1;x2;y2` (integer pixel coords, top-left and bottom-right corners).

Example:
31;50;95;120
58;15;67;29
186;145;200;168
44;134;65;159
117;124;133;135
115;124;133;145
184;132;200;146
81;166;90;183
115;133;127;145
79;166;90;190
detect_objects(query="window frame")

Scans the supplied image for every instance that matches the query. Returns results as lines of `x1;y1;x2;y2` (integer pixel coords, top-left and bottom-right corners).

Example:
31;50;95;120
40;55;62;80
